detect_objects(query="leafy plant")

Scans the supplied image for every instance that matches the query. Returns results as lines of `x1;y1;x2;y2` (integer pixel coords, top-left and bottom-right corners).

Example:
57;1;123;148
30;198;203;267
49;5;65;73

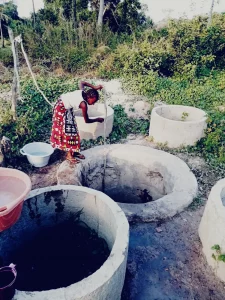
212;245;225;263
181;112;189;121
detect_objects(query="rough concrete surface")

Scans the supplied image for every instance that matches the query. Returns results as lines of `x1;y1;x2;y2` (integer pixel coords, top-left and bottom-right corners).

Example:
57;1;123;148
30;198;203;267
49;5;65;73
57;144;198;222
199;179;225;283
74;104;114;140
149;105;207;148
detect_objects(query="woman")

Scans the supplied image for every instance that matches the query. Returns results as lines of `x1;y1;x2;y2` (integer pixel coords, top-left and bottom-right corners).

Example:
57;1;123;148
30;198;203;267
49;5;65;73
50;81;104;163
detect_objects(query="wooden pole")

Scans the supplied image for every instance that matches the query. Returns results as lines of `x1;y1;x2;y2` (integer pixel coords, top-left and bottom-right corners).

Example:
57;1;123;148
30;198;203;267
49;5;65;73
32;0;36;27
97;0;104;33
208;0;215;28
8;27;19;120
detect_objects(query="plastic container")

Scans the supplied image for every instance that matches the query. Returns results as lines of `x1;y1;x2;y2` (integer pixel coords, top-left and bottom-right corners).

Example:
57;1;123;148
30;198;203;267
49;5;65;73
20;142;54;168
0;264;17;300
0;168;32;232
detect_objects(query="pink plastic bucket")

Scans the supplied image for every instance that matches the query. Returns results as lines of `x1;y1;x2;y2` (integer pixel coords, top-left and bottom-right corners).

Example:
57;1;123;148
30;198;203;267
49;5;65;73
0;264;17;300
0;168;32;232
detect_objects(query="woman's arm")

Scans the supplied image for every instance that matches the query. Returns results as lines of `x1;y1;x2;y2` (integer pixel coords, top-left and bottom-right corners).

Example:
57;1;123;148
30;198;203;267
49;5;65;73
79;81;103;91
79;102;104;124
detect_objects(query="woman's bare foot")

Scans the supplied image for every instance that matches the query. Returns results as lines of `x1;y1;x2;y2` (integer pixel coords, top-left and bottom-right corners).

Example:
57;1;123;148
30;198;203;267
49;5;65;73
66;152;80;164
74;152;85;159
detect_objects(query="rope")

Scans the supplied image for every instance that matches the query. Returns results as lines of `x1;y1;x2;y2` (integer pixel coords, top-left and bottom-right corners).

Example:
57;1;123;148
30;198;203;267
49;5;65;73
15;35;53;107
102;88;108;192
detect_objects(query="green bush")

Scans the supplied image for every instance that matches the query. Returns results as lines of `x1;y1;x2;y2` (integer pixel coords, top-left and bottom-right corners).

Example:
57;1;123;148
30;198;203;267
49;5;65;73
98;14;225;78
0;77;79;157
0;47;13;67
123;69;225;162
62;47;90;72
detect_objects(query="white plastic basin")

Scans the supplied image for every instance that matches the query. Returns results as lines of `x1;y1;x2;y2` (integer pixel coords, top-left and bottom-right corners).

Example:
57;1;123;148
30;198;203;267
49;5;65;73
20;142;54;168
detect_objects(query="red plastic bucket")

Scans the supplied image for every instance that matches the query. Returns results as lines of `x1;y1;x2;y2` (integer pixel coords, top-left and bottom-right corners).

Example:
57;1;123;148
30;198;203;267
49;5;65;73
0;264;17;300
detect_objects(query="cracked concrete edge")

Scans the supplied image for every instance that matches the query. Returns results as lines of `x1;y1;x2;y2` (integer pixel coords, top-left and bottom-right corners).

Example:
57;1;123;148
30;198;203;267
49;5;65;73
57;144;198;222
199;179;225;283
15;185;129;300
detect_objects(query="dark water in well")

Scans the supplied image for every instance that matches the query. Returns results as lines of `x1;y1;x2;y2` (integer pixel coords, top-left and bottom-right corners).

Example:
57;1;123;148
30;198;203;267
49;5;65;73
9;220;110;291
0;271;14;288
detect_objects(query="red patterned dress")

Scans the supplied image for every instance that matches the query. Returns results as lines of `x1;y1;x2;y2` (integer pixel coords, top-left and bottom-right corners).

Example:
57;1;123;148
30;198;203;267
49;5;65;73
50;91;84;153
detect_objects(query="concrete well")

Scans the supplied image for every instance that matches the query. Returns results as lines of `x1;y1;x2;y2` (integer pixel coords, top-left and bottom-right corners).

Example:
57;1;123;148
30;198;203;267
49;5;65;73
57;144;198;222
0;185;129;300
74;104;114;140
149;105;207;148
199;179;225;283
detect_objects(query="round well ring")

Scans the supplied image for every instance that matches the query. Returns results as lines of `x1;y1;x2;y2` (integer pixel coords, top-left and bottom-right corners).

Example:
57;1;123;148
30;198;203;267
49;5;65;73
74;103;114;141
0;185;129;300
149;105;207;148
199;179;225;283
57;145;198;222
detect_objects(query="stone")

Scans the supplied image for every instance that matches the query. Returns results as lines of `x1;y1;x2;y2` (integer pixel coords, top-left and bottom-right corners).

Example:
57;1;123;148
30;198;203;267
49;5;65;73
57;144;198;222
218;105;225;112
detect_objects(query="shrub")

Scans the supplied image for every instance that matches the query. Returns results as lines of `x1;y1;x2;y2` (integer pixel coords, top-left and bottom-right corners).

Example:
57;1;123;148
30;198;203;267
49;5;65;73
62;47;90;73
0;47;13;67
0;77;79;157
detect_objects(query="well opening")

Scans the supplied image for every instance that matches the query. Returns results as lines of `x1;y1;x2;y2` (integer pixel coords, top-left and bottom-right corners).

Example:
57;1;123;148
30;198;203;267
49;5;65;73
6;215;109;291
57;145;198;222
0;186;129;299
0;190;109;291
155;105;206;122
79;158;172;204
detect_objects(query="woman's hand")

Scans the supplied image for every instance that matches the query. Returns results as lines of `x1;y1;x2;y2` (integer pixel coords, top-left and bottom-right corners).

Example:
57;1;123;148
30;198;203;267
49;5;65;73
96;85;103;91
97;117;104;123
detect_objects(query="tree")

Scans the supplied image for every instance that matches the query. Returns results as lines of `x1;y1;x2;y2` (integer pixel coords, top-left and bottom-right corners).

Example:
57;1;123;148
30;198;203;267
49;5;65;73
103;0;145;33
72;0;76;27
3;1;19;20
38;8;59;25
0;1;21;47
97;0;104;29
0;6;9;48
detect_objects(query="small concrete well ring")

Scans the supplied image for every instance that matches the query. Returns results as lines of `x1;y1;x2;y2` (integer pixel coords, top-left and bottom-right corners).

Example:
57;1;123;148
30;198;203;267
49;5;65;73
149;105;207;148
57;145;198;222
74;103;114;141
